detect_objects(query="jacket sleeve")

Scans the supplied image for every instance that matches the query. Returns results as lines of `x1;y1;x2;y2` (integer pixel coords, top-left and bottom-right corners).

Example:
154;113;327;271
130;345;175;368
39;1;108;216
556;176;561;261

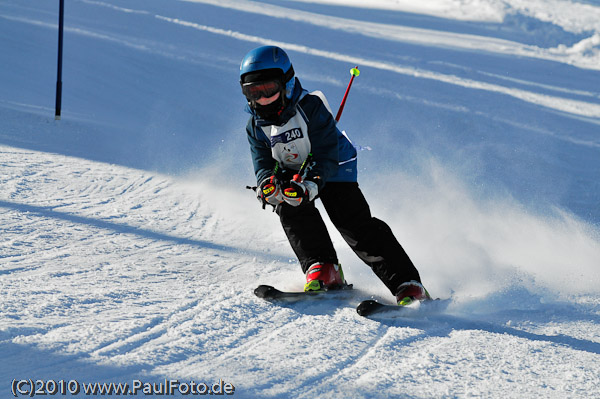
300;94;339;189
246;118;276;185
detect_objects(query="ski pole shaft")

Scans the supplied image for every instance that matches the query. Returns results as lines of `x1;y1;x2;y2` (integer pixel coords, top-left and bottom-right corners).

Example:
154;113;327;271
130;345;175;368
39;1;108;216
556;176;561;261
335;66;360;122
293;153;314;183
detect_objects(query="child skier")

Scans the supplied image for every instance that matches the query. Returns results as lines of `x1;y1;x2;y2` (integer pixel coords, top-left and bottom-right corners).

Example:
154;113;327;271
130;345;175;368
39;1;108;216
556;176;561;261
240;45;430;306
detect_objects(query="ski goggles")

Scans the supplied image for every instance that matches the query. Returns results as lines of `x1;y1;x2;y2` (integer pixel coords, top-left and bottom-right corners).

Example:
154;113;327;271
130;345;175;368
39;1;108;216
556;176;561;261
241;80;282;101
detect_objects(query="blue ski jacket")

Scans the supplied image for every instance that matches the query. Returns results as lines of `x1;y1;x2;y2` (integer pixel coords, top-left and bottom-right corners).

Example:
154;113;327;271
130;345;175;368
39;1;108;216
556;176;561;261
245;78;357;190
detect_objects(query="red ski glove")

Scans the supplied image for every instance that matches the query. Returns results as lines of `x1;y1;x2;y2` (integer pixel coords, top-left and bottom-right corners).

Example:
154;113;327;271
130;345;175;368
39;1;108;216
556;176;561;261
282;179;318;207
257;176;283;206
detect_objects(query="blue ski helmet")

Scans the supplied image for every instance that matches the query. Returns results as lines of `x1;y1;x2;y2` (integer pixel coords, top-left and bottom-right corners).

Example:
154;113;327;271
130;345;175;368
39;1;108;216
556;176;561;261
240;46;295;99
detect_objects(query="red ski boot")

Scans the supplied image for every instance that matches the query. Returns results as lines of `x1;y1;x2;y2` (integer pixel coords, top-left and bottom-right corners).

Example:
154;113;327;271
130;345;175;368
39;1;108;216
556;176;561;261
395;280;432;306
304;262;346;292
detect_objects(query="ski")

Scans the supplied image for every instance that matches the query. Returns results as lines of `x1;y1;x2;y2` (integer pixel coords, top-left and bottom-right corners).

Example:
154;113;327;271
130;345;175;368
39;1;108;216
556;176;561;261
356;298;448;317
254;284;353;301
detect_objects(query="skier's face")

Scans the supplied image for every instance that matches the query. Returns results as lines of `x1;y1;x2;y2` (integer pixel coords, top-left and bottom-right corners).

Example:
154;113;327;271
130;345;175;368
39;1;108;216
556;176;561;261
255;91;281;106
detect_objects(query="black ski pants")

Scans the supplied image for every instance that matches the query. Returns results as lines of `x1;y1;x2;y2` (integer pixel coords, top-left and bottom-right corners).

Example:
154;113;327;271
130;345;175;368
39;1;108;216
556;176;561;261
276;182;421;296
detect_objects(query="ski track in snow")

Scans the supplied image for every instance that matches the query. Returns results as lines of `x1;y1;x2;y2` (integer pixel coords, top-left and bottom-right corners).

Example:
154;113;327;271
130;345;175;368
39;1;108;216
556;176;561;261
2;0;600;122
2;0;600;397
182;0;600;71
156;13;600;119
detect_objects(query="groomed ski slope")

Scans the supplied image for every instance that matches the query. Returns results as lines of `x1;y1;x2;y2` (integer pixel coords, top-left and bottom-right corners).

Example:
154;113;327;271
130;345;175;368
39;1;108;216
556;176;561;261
2;0;600;398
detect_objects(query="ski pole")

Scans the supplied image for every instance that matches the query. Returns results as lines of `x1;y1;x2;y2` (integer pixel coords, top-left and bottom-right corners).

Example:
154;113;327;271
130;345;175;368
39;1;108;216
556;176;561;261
246;161;286;210
292;153;314;183
334;66;360;122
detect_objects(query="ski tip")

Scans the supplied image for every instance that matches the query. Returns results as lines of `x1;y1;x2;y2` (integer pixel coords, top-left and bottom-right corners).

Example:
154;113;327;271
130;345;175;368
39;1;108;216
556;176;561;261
254;284;277;299
356;299;383;317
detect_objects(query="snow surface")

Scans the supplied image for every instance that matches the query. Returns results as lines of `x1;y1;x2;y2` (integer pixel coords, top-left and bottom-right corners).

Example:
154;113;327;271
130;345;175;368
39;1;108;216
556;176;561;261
1;0;600;398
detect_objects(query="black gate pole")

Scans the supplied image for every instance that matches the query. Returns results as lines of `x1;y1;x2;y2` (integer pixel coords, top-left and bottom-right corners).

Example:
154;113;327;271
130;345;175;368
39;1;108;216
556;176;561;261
55;0;64;120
